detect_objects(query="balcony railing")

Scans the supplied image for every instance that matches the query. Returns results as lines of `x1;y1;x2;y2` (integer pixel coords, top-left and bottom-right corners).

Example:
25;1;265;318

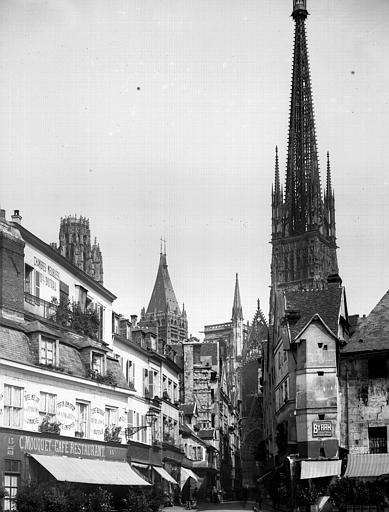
24;292;100;340
25;292;57;320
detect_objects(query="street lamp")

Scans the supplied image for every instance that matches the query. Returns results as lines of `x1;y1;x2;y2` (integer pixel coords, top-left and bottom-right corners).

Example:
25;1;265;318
125;410;158;440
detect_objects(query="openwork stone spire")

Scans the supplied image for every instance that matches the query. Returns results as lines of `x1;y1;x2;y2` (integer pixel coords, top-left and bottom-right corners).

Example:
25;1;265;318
271;0;338;290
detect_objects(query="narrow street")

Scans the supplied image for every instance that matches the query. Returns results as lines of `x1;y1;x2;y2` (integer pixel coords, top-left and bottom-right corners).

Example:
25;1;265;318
195;501;260;511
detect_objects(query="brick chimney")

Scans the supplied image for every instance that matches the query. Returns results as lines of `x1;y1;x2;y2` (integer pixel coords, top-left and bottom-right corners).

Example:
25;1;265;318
0;210;25;321
11;210;22;224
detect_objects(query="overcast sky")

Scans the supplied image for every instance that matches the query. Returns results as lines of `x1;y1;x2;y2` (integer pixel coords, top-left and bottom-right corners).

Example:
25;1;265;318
1;0;389;336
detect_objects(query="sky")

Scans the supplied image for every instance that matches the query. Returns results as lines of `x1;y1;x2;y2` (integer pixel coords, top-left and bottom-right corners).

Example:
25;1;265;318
1;0;389;336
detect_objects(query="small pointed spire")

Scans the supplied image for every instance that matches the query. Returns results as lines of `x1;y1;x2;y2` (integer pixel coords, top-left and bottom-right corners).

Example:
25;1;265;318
164;238;167;256
274;146;280;194
232;273;243;321
326;151;332;197
160;236;163;254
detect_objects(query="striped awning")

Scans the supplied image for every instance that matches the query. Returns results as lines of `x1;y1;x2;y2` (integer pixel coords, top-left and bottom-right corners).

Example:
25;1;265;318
300;460;342;479
153;466;178;485
180;467;199;489
31;454;150;486
344;454;389;477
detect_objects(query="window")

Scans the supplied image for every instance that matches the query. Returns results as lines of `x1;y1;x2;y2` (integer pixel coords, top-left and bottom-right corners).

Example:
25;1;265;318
3;472;19;511
35;270;41;299
163;375;167;393
76;401;89;438
4;385;23;428
126;361;135;388
95;303;104;341
105;407;118;429
148;370;158;398
91;352;104;375
40;392;56;420
144;369;149;397
76;285;87;312
24;265;33;294
127;410;134;430
368;357;387;379
40;337;57;366
369;426;387;454
141;415;147;443
59;281;69;304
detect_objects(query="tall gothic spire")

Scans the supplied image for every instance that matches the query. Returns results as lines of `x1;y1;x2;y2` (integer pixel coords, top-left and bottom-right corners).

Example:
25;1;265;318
285;0;322;236
232;273;243;321
271;0;338;290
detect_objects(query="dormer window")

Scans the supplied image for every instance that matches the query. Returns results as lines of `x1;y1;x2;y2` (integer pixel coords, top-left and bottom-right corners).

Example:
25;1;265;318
40;336;58;366
91;352;104;375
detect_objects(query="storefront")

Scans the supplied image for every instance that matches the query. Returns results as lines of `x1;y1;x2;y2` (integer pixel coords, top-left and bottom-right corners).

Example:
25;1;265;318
0;428;149;509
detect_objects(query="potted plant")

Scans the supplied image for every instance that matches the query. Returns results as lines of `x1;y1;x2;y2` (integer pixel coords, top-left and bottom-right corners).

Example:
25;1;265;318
38;415;61;435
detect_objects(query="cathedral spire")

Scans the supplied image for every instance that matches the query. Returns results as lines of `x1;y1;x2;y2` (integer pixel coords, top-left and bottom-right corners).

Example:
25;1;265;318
232;273;243;321
270;0;338;290
285;0;322;236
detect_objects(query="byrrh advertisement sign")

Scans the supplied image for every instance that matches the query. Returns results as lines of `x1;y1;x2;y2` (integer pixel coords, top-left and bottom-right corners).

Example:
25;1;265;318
312;420;333;437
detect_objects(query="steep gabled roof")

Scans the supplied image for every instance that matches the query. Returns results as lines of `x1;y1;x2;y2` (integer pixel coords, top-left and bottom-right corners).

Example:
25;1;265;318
284;286;343;341
342;290;389;354
146;252;181;315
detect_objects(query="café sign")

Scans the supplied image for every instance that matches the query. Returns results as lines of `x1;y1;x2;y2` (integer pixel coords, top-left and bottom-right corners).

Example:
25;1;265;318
312;420;333;437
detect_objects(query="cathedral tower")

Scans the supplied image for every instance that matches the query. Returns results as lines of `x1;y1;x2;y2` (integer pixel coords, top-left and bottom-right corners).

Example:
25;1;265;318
140;244;188;346
271;0;338;290
58;215;104;285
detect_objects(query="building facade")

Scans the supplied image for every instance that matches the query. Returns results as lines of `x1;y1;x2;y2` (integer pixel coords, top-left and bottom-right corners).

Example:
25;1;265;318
0;210;190;510
263;0;350;499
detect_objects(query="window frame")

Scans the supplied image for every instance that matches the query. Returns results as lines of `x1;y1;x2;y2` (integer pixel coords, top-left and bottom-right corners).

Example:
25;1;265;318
91;351;105;375
39;336;58;367
4;385;23;428
105;406;118;430
3;472;19;511
76;401;90;438
39;392;57;420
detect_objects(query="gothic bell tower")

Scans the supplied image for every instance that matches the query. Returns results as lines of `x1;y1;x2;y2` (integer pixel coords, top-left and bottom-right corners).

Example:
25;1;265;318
271;0;338;290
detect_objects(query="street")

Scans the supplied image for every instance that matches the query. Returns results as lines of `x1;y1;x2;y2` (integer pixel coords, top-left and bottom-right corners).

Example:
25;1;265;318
196;501;259;511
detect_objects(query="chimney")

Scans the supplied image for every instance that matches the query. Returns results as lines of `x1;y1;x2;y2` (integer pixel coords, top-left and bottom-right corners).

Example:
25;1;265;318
11;210;22;224
130;314;138;328
0;209;6;220
327;274;342;287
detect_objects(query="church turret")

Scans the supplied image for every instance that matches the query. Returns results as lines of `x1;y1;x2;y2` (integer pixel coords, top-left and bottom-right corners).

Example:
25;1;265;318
58;215;104;285
139;242;188;345
232;273;244;358
232;273;243;321
271;0;338;290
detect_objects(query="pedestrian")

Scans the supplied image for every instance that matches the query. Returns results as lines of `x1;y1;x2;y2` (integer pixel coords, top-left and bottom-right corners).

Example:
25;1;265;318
211;485;218;503
192;486;198;508
253;489;262;512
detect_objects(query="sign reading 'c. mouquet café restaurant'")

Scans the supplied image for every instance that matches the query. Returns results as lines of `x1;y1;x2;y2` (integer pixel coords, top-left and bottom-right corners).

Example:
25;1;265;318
3;432;127;461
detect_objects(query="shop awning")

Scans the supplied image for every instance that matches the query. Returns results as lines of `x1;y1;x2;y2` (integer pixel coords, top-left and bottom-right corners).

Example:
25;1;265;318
153;466;178;485
344;454;389;478
180;467;199;489
30;454;150;486
300;460;342;479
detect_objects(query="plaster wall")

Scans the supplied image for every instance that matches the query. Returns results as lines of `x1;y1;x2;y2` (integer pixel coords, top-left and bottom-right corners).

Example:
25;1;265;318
24;243;113;345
